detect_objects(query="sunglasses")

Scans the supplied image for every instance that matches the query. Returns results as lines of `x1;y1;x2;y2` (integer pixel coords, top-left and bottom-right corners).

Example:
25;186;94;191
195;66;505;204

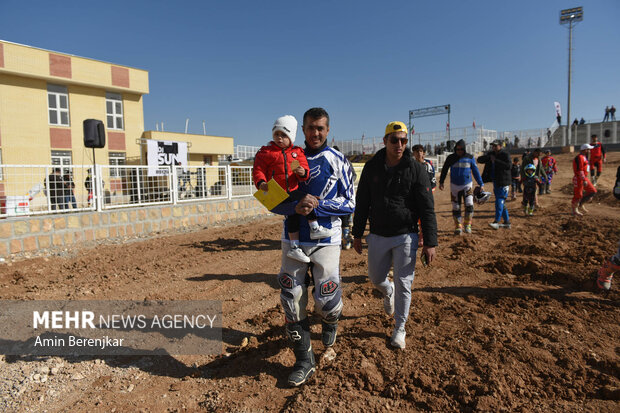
389;137;408;145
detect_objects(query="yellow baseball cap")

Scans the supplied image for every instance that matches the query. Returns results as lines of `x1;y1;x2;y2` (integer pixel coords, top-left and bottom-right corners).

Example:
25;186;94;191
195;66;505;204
385;121;408;136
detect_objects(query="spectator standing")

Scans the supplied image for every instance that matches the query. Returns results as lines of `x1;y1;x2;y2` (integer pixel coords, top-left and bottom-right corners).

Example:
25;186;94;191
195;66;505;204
84;169;93;206
603;106;610;122
478;140;512;229
45;168;65;210
353;121;437;349
611;105;616;121
521;148;530;161
510;157;522;200
579;117;586;125
64;172;78;209
412;144;437;247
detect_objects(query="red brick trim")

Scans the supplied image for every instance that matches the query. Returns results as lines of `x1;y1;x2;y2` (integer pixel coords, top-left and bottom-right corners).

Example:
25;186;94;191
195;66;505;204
111;66;130;88
108;131;126;150
50;128;72;148
49;54;72;78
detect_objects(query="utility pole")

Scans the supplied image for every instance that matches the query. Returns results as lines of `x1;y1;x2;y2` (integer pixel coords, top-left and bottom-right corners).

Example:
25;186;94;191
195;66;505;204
560;7;583;146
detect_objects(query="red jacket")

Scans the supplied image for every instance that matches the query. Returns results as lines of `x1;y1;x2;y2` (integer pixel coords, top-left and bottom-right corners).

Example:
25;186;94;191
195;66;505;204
252;142;309;192
589;142;606;162
573;153;590;180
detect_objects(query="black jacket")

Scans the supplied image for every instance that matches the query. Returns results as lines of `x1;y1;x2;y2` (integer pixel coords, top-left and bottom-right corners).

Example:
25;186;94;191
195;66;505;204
352;148;437;246
478;149;512;187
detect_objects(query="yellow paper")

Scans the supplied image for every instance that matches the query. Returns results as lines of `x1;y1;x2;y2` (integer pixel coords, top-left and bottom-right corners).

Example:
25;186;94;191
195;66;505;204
253;178;289;210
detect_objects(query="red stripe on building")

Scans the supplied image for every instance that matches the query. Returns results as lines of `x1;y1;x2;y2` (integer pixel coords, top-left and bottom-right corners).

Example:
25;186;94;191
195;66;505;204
0;43;4;68
108;132;126;150
49;54;72;78
50;128;72;148
111;66;130;88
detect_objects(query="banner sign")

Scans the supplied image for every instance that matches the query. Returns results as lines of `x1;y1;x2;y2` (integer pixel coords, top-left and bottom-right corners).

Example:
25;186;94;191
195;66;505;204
0;300;222;356
554;101;562;117
147;140;188;177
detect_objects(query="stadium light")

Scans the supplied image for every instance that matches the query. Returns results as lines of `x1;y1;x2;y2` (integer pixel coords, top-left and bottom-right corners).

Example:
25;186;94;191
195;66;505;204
560;6;583;146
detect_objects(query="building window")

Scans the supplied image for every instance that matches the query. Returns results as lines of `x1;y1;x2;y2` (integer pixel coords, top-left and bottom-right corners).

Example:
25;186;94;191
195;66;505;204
109;152;126;177
106;93;124;130
48;84;70;126
51;150;72;175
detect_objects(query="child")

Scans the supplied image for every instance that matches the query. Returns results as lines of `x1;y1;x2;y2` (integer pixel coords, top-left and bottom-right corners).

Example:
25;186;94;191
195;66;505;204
541;149;558;194
510;157;521;200
522;163;539;215
253;115;333;263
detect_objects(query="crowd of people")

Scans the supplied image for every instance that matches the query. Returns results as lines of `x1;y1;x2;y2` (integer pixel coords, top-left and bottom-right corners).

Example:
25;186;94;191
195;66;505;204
603;105;616;122
251;109;614;388
44;168;80;211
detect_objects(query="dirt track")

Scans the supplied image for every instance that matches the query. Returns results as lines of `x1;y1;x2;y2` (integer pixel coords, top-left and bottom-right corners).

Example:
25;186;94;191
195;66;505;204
0;152;619;412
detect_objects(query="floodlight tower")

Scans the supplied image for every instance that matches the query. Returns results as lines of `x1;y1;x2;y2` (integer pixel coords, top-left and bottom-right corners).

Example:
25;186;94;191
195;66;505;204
560;7;583;146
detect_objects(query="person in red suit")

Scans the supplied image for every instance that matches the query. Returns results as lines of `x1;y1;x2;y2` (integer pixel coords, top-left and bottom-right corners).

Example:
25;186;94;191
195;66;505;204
588;134;606;186
572;144;597;216
253;115;335;263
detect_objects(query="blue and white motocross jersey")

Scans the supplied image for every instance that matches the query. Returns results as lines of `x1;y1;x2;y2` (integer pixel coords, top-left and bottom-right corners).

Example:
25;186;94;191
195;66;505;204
275;145;355;246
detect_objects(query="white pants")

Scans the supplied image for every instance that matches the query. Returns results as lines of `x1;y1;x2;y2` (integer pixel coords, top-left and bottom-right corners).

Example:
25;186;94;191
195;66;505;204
278;242;343;323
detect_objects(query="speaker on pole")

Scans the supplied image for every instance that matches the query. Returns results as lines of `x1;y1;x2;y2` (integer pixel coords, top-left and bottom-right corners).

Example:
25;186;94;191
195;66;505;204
83;119;106;148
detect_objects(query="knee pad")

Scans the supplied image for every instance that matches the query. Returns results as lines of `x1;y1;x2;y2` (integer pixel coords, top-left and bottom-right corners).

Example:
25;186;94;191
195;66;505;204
314;279;343;322
465;205;474;214
279;273;308;323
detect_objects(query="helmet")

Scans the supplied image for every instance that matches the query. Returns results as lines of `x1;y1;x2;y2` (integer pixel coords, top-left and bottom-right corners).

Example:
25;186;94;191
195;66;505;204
473;186;492;204
524;163;535;177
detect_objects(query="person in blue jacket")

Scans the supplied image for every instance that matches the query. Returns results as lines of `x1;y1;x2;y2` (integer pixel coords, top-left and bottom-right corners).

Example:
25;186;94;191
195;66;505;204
438;139;484;234
270;107;355;387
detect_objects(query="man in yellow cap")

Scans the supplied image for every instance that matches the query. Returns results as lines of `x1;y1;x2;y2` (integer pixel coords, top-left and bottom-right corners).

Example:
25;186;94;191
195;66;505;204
352;121;437;349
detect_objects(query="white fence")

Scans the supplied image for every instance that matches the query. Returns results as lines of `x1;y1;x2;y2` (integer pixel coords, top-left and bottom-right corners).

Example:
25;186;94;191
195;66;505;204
0;164;258;218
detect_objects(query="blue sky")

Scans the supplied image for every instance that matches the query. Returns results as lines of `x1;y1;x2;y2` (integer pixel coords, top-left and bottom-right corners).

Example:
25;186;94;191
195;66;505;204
1;0;618;146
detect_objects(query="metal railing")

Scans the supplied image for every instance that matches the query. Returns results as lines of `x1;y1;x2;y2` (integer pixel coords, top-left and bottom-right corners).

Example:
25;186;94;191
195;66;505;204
0;165;95;217
0;164;259;218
